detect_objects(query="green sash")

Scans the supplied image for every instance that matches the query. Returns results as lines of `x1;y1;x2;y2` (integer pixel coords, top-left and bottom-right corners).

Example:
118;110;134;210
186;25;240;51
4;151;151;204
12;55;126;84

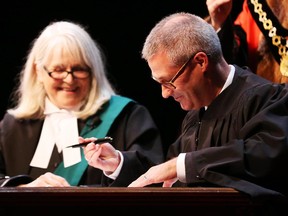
54;95;132;186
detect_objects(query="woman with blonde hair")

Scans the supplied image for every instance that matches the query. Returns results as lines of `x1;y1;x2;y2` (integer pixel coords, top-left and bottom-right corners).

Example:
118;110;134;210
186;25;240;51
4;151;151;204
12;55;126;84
0;20;163;187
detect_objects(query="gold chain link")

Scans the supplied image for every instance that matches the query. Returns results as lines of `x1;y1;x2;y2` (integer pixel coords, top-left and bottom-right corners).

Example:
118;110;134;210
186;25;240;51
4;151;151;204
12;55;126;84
250;0;288;76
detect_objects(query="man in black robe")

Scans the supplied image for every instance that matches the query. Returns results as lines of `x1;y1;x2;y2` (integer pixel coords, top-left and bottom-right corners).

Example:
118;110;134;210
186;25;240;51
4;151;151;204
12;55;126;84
128;12;288;214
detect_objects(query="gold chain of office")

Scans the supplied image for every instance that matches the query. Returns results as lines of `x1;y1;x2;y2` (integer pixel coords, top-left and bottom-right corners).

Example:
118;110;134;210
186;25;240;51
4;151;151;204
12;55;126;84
250;0;288;77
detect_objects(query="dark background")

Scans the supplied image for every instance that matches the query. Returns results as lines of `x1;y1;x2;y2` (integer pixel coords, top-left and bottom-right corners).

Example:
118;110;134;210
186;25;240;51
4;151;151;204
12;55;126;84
0;0;243;153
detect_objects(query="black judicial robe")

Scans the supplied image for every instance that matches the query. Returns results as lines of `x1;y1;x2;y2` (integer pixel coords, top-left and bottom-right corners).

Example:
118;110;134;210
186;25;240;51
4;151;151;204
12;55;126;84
0;99;164;187
168;65;288;206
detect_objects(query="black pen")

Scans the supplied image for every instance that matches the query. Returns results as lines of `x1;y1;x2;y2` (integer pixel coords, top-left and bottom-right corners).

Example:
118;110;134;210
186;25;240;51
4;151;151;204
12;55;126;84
67;137;113;148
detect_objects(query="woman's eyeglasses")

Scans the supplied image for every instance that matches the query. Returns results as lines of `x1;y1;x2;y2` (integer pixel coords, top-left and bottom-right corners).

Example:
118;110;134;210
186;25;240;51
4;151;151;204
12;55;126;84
43;66;90;80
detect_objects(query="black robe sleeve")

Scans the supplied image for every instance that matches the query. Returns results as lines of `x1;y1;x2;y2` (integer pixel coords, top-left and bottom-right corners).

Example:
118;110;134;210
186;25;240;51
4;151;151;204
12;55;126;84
83;102;164;187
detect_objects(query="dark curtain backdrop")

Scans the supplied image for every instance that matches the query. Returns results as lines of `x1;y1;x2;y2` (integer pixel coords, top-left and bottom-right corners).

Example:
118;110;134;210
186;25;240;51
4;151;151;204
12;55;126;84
0;0;243;153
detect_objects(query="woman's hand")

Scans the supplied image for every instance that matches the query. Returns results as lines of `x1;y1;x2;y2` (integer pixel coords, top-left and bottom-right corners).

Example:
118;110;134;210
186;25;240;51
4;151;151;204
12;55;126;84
19;172;70;187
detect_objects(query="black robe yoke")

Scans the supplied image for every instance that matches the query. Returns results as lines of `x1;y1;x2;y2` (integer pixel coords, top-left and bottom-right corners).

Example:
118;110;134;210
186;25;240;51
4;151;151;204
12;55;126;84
168;65;288;204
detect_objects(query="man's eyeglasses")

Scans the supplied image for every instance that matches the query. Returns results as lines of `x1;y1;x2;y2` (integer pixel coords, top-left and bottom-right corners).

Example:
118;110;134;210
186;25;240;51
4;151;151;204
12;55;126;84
153;54;194;89
43;66;90;80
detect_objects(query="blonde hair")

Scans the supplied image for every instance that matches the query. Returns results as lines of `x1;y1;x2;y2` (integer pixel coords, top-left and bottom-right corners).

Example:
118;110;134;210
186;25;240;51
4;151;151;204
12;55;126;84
8;21;115;120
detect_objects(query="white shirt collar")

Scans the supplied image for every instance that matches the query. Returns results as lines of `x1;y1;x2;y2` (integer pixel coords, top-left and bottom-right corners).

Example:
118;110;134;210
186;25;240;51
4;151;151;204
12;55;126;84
30;98;81;168
219;64;235;94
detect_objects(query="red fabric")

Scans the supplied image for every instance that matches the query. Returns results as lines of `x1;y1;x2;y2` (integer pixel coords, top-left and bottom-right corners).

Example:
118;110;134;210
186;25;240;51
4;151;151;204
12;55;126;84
234;0;261;72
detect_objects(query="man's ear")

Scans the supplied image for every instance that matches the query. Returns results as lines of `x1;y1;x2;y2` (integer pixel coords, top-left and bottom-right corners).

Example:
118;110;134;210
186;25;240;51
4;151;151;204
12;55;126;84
194;52;208;71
